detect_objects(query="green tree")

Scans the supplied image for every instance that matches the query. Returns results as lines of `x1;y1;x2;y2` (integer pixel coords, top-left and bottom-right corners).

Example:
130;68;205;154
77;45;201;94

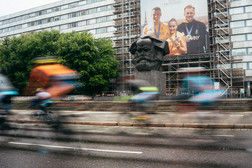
57;31;119;96
0;30;61;93
0;30;119;96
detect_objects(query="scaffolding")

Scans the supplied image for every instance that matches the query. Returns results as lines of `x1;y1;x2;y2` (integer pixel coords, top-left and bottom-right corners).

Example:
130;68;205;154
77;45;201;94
208;0;232;92
162;0;232;95
113;0;141;77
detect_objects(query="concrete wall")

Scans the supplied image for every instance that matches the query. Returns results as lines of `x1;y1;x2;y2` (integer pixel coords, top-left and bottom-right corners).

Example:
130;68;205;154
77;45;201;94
12;98;252;112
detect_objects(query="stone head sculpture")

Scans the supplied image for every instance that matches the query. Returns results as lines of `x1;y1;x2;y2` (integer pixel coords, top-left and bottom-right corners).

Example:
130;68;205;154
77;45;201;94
129;36;169;71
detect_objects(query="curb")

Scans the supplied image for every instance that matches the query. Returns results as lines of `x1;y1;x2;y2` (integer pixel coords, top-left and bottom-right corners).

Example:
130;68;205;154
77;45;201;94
7;119;252;129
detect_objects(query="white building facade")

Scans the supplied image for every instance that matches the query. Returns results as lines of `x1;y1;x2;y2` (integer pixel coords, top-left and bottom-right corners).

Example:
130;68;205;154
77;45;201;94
228;0;252;97
0;0;116;40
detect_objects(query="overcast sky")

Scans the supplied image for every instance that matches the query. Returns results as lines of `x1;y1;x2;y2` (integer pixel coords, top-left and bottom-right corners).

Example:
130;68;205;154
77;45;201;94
0;0;60;17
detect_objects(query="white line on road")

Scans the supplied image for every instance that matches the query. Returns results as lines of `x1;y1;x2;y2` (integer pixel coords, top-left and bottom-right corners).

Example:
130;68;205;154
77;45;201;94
230;115;244;117
212;135;235;137
8;141;143;154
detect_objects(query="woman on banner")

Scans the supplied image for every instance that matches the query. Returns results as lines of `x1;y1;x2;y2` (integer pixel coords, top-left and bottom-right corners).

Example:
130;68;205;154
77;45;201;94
166;18;187;56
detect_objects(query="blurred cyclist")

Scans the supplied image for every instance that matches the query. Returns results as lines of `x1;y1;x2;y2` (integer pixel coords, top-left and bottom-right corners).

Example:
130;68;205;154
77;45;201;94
126;79;159;114
25;56;79;114
176;67;225;111
0;68;19;129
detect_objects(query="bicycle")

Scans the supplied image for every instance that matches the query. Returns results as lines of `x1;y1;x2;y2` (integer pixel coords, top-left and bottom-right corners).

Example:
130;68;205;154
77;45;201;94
0;94;18;130
32;99;81;133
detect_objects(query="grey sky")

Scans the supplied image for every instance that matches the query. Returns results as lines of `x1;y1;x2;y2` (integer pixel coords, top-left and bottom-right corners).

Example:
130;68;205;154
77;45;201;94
0;0;60;17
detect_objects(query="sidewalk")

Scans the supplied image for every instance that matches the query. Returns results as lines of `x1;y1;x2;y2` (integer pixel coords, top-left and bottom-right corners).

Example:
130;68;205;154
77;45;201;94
8;110;252;129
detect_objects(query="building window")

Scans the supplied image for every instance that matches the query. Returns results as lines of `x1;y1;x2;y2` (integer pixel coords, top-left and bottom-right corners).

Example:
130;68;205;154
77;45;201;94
247;34;252;40
10;26;16;31
3;28;9;33
246;19;252;27
54;16;60;21
107;16;114;21
80;10;86;15
230;21;245;28
97;6;107;12
229;7;243;15
29;13;36;18
107;5;113;10
69;12;79;18
108;27;116;32
68;22;78;28
96;27;107;34
46;9;52;14
69;2;78;8
41;19;46;24
97;17;107;23
22;24;28;28
79;0;87;6
245;6;252;13
16;16;22;21
47;18;53;23
88;8;97;14
231;35;245;42
248;48;252;55
88;29;96;34
232;48;246;56
232;63;244;69
87;19;96;25
81;20;87;26
61;5;68;10
28;22;34;27
39;10;47;15
61;24;67;30
3;20;9;24
17;25;22;29
52;26;61;30
52;7;60;12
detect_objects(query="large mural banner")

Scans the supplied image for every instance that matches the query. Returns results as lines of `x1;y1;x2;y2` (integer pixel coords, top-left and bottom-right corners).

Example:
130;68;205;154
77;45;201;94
141;0;210;56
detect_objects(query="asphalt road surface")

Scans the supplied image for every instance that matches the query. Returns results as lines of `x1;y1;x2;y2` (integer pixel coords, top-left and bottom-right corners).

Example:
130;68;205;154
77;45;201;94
0;123;252;168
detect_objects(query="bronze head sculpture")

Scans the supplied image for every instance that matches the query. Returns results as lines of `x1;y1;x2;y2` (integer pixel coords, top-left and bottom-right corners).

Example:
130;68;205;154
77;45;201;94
129;36;169;71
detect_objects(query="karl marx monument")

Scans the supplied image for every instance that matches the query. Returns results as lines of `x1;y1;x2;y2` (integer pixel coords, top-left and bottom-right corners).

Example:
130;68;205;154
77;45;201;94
129;36;169;95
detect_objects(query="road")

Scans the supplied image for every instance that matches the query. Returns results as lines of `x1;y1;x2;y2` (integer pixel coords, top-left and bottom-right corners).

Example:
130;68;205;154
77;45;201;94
0;122;252;168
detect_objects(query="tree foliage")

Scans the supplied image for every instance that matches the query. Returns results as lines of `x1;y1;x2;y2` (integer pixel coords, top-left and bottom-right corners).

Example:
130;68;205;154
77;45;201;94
0;30;119;96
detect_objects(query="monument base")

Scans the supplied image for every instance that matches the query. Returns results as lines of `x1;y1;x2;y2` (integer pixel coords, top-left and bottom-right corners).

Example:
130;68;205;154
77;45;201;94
135;70;166;95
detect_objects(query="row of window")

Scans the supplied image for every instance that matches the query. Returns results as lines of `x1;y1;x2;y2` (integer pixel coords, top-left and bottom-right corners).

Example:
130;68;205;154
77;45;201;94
228;5;252;15
231;48;252;56
232;63;251;70
0;5;114;34
88;26;116;34
230;19;252;28
0;25;116;41
0;0;106;25
231;33;252;42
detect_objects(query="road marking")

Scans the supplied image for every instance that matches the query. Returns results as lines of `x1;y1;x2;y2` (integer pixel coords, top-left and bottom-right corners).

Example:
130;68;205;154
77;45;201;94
246;148;252;152
8;141;143;154
213;135;234;137
132;132;150;135
230;115;244;117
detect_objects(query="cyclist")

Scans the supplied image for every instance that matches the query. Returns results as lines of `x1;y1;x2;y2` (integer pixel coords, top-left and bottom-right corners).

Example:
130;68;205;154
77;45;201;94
0;68;18;129
25;56;79;122
126;79;159;114
176;67;225;111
